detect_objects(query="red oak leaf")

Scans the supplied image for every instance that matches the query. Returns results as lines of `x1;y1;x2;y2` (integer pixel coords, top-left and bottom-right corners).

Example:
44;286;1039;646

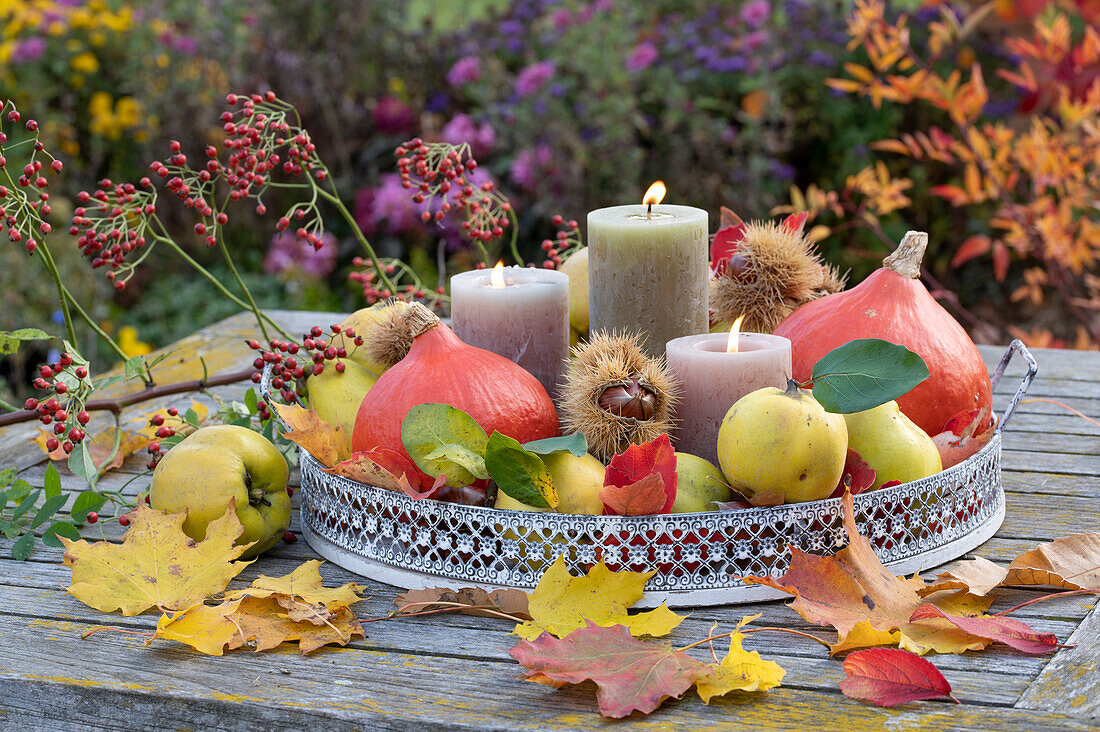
602;434;677;515
829;449;877;499
781;211;809;235
908;605;1062;655
509;622;706;718
839;648;957;707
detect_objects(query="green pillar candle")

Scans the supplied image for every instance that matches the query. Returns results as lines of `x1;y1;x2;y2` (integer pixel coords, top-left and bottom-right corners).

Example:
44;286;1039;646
587;196;709;357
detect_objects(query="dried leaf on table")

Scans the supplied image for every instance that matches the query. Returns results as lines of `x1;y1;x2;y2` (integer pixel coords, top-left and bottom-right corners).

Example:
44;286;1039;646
839;648;956;707
694;615;786;703
909;604;1061;655
395;586;532;620
273;402;351;467
63;505;252;616
225;559;365;623
509;622;707;718
742;492;1011;656
152;595;363;655
922;532;1100;595
513;556;684;641
601;434;677;515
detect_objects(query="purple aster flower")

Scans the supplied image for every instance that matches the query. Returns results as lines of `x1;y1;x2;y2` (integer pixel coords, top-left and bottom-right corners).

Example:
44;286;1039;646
446;56;481;87
355;174;419;236
264;232;337;279
515;61;555;97
740;0;771;28
12;37;46;64
441;113;496;158
626;42;659;72
510;145;554;192
743;29;769;53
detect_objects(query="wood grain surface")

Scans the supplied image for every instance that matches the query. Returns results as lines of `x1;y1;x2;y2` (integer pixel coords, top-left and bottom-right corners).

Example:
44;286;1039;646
0;311;1096;731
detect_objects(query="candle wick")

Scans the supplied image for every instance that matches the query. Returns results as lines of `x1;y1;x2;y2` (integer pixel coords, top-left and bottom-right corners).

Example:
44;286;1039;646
646;202;652;221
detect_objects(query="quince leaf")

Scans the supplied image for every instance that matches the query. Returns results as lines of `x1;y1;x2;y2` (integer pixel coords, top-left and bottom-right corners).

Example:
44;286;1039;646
401;403;489;487
509;622;707;718
273;402;351;467
486;431;558;509
514;556;684;641
695;615;786;703
62;504;253;616
810;339;929;414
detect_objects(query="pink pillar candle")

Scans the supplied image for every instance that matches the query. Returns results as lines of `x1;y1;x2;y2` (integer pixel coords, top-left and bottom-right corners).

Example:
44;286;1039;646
450;265;570;398
665;332;792;466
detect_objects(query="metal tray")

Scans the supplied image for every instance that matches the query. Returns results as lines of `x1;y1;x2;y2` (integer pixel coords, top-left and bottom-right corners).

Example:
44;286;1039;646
264;341;1036;607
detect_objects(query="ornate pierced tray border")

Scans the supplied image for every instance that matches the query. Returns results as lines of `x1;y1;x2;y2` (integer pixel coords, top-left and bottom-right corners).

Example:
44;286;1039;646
266;341;1036;608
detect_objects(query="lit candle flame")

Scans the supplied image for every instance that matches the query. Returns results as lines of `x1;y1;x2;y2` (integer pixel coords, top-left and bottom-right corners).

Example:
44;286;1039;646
490;260;506;289
726;314;746;354
643;180;666;208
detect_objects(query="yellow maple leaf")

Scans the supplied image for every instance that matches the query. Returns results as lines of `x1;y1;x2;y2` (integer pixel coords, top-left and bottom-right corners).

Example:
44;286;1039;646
225;560;365;619
695;616;785;703
151;600;244;656
273;402;351;467
828;620;900;655
513;556;684;641
152;595;364;655
62;505;253;616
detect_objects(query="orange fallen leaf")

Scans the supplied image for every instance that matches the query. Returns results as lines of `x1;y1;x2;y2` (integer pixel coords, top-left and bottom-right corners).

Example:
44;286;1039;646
63;504;253;616
225;559;365;621
36;426;149;474
273;402;351;467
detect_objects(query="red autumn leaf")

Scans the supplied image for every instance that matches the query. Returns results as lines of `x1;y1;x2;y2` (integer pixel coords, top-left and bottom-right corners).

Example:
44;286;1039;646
940;408;980;436
719;205;744;231
950;235;991;268
710;223;746;275
829;449;877;499
602;434;677;515
879;480;902;489
509;622;706;718
908;605;1061;655
600;473;668;516
781;211;809;235
932;410;995;470
929;184;969;206
839;648;957;707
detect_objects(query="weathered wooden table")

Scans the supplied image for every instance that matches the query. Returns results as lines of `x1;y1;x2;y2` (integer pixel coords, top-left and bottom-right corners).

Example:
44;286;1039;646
1;311;1097;730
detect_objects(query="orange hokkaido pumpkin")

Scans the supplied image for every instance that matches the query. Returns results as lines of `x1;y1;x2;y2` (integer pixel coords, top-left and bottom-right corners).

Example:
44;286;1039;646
772;231;991;436
352;302;560;486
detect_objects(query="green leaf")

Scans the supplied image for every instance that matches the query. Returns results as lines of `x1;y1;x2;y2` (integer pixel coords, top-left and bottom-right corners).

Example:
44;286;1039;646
11;532;34;560
810;339;930;414
68;441;98;485
485;431;558;509
0;328;52;356
231;416;252;428
31;493;68;529
93;374;126;391
43;463;62;498
401;403;490;487
184;408;200;427
70;490;107;523
245;388;259;413
124;355;146;381
0;520;22;539
57;341;92;392
11;489;41;521
41;521;80;548
8;479;34;503
523;433;589;457
0;467;15;488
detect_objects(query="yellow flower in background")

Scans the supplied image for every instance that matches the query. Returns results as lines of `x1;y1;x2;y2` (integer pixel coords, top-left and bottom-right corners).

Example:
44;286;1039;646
70;51;98;73
115;96;141;127
117;326;152;358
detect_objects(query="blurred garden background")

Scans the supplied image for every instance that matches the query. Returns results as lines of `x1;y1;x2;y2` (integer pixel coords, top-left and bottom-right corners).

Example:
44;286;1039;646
4;0;1100;403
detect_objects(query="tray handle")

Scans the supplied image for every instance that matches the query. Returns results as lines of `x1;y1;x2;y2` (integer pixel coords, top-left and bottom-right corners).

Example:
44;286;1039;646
991;339;1037;434
258;362;292;433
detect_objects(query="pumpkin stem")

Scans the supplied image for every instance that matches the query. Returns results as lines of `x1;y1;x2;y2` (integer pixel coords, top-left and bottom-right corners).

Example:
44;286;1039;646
403;301;442;338
882;230;928;279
